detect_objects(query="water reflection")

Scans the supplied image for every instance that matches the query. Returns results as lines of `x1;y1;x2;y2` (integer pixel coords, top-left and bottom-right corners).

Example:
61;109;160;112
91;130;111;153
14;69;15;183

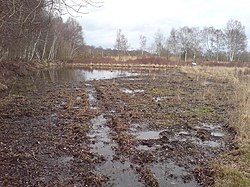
9;67;139;95
38;68;138;83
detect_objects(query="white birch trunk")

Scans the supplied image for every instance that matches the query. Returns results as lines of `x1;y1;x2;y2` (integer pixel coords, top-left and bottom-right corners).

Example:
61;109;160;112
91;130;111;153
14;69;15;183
184;50;187;62
48;35;57;61
29;31;41;61
42;32;48;60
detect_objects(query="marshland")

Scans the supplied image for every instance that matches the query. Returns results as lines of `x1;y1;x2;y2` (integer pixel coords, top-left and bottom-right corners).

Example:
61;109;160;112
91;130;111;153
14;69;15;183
1;65;249;186
1;0;250;186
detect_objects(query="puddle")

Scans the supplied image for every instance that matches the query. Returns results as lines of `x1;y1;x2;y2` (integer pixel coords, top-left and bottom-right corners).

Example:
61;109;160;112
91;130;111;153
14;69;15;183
86;84;98;109
90;115;112;156
120;88;144;94
138;145;154;151
134;130;162;140
196;140;221;147
160;125;224;149
57;156;74;165
130;117;160;138
129;122;149;132
169;131;222;148
178;131;190;135
90;115;109;140
151;161;199;187
76;69;138;81
154;96;170;102
211;132;224;137
98;161;143;187
169;137;189;142
196;123;220;130
89;114;143;186
195;123;225;138
137;144;161;151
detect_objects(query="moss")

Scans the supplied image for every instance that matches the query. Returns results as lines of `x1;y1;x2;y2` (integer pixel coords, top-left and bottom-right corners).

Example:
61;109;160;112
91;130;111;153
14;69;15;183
192;106;212;114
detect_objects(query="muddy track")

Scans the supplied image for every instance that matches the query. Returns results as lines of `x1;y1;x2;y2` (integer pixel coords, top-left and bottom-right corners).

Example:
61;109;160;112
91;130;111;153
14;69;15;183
90;69;235;186
0;67;235;186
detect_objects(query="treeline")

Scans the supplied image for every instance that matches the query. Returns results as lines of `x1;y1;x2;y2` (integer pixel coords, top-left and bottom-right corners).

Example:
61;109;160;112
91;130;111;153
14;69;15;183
164;19;248;62
111;19;249;63
1;1;249;63
0;0;90;62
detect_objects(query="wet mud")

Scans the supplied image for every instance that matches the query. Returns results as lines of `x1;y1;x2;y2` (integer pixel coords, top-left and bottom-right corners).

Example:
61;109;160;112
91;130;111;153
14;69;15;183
0;67;235;186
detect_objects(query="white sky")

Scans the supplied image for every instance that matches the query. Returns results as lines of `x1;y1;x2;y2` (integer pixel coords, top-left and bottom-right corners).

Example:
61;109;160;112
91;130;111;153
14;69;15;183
75;0;250;50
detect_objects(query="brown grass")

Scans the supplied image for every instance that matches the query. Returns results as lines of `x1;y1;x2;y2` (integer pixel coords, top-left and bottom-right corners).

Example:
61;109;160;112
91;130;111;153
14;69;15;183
181;66;250;187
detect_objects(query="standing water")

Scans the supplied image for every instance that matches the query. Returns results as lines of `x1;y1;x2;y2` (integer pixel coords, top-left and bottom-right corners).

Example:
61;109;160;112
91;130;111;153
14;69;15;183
89;115;143;186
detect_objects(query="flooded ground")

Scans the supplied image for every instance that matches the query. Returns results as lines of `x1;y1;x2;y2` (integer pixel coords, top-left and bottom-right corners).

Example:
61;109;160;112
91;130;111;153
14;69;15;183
0;67;235;186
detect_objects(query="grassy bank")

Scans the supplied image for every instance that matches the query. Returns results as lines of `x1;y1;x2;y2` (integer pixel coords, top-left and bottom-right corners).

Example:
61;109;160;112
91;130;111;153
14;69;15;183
181;66;250;186
214;71;250;187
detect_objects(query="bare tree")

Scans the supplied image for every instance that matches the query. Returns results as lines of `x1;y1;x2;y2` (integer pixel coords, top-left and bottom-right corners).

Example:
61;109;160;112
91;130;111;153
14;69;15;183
178;26;193;62
114;29;128;60
202;27;216;58
0;0;95;61
212;29;225;61
167;28;181;61
189;27;202;62
45;0;102;16
139;35;147;55
120;34;128;55
63;18;84;59
114;29;122;59
154;30;164;57
224;19;247;62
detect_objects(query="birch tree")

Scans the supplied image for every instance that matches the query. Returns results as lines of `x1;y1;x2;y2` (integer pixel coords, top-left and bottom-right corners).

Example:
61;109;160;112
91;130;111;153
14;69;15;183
178;26;192;62
212;29;225;61
64;18;84;59
0;0;93;61
114;29;122;58
202;27;216;58
154;30;165;57
167;28;181;61
114;29;129;60
189;27;202;61
139;35;147;55
224;19;247;62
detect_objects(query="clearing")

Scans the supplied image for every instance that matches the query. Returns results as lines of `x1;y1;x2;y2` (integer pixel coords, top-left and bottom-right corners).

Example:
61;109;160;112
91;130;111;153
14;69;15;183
0;67;236;186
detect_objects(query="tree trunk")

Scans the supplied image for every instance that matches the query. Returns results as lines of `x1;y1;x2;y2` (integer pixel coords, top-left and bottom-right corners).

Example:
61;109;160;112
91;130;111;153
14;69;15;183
230;51;234;62
30;31;42;61
42;32;48;60
48;35;57;61
184;50;187;62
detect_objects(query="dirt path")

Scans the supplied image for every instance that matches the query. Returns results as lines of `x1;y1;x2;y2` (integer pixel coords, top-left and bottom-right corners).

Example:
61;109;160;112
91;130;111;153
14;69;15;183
0;67;235;186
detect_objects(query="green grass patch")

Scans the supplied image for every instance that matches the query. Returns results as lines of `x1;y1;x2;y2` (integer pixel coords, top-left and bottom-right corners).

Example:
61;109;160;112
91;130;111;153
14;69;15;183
192;106;212;114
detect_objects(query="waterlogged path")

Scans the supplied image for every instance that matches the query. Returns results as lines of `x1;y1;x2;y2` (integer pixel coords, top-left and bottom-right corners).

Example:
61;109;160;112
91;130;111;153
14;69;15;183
0;67;235;186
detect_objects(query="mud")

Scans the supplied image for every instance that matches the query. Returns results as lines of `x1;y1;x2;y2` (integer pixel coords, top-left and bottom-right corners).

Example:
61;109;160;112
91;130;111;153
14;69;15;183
0;67;235;186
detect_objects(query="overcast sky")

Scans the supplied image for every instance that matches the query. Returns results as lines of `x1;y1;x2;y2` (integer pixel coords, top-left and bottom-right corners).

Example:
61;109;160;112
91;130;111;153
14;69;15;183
75;0;250;50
